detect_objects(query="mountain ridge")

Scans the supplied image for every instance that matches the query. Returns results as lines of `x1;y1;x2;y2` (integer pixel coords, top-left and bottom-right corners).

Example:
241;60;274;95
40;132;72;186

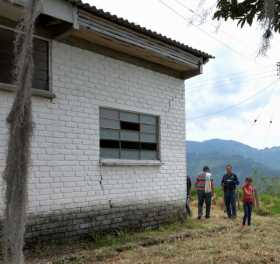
187;139;280;184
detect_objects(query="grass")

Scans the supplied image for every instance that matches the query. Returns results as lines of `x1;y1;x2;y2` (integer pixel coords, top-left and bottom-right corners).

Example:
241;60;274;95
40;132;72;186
98;209;280;264
88;217;204;249
26;197;280;264
26;218;205;264
52;256;87;264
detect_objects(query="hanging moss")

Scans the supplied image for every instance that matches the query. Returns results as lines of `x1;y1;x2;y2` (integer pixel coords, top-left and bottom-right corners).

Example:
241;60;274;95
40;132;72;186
2;0;41;263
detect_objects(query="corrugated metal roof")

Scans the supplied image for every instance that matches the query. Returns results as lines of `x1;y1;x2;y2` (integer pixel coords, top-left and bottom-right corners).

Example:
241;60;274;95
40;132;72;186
67;0;214;62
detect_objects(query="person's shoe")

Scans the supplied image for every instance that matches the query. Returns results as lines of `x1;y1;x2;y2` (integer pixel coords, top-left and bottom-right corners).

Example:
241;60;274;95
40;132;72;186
197;216;202;220
205;215;211;219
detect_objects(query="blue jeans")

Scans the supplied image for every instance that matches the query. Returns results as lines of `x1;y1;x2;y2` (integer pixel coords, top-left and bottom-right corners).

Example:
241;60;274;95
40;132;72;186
243;202;253;226
224;191;237;218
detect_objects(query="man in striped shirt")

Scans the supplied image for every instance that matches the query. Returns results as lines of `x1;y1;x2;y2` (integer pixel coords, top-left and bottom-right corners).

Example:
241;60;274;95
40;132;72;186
195;166;214;219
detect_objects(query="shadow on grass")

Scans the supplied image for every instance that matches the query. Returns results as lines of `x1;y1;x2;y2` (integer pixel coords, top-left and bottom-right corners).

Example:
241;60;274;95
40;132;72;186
27;218;204;264
91;218;204;249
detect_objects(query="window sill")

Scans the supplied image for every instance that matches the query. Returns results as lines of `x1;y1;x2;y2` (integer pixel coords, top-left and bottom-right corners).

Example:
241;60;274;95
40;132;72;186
100;159;162;166
0;83;56;99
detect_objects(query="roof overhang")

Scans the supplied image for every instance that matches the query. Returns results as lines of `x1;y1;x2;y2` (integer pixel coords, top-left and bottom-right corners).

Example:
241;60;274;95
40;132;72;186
0;0;213;80
73;10;204;79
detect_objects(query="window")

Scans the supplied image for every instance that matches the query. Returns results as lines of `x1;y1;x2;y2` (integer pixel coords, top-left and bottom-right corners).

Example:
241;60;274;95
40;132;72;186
100;108;159;160
0;27;49;90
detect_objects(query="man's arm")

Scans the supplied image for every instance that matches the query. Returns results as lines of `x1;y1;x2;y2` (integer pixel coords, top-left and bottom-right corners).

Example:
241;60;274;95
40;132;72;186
241;185;245;201
235;174;240;186
221;175;225;191
195;175;200;191
211;179;215;196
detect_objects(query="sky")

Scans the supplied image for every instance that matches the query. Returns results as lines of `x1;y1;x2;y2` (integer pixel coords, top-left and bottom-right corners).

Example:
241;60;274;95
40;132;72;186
84;0;280;149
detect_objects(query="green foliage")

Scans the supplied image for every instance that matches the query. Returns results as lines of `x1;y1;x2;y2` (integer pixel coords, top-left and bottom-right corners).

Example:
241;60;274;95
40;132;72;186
214;187;224;198
213;0;280;33
260;193;274;205
256;192;280;216
252;169;280;196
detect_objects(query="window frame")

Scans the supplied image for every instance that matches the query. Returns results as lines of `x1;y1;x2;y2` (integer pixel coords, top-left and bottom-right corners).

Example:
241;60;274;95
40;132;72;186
0;24;53;96
99;107;161;162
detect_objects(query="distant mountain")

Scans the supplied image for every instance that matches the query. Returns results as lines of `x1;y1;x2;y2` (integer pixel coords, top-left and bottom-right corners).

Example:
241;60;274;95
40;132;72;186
187;139;280;184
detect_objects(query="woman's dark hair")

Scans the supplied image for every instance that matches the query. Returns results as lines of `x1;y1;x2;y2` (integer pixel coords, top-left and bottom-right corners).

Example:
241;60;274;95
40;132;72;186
245;177;253;183
203;166;210;172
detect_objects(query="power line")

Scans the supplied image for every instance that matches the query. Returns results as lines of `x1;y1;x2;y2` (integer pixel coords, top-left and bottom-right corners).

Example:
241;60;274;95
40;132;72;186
260;69;278;148
173;0;257;49
158;0;247;58
190;66;275;85
262;105;275;149
251;63;280;126
158;0;273;65
188;71;276;90
188;75;275;92
187;80;278;121
173;0;224;30
173;0;274;66
157;1;279;124
187;79;275;107
173;0;208;20
187;74;276;109
187;78;275;108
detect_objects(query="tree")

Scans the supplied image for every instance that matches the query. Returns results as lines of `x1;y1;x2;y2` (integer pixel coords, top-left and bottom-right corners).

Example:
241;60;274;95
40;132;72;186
213;0;280;54
2;0;41;263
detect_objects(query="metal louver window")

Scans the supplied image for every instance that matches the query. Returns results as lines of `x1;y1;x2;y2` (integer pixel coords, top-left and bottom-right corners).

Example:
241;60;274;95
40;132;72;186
100;108;159;160
0;27;49;90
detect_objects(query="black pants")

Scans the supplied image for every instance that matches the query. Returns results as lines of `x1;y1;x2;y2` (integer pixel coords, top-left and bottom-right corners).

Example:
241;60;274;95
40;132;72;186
224;191;237;218
186;196;192;217
197;191;212;218
243;202;253;226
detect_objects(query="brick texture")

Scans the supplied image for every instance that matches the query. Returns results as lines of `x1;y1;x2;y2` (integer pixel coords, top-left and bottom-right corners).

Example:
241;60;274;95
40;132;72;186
0;41;187;240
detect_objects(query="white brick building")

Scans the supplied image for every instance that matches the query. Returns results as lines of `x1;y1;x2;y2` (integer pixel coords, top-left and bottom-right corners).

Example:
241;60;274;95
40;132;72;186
0;0;212;240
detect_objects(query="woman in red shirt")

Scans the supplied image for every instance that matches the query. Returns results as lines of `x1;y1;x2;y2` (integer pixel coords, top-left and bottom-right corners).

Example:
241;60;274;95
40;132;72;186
242;177;256;227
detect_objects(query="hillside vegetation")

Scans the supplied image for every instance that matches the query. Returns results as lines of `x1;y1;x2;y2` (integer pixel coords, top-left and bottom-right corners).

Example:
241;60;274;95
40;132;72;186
187;139;280;184
187;139;280;171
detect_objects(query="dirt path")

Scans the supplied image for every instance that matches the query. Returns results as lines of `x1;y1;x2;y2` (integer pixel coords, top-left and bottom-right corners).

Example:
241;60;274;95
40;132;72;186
27;209;280;264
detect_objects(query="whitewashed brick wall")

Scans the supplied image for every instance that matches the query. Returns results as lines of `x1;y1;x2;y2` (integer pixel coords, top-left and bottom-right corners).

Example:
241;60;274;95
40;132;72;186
0;41;187;221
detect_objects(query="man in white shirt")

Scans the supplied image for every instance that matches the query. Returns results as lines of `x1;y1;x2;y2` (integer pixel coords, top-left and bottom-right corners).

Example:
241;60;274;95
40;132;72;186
195;166;215;219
